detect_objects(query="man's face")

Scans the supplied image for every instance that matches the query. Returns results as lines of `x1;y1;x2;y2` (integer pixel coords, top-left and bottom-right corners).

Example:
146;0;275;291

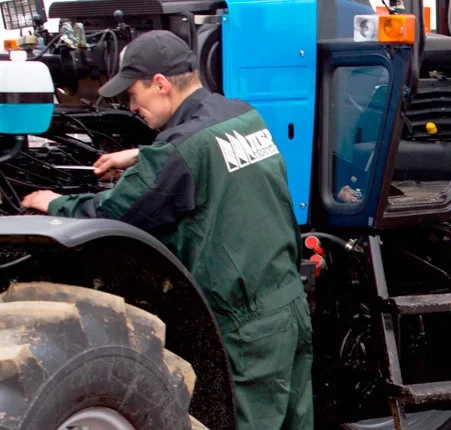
127;79;172;129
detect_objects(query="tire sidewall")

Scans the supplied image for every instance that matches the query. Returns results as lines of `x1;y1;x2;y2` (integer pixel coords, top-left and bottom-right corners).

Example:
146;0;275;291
20;346;190;430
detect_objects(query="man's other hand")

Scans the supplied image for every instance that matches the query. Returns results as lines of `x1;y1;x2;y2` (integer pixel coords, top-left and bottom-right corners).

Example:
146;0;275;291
22;190;62;213
93;148;139;176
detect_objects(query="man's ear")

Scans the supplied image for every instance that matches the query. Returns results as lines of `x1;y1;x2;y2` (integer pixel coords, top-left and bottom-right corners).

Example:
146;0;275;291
153;74;171;93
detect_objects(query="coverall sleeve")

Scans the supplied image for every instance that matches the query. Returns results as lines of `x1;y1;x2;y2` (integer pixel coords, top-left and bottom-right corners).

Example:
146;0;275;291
48;142;196;228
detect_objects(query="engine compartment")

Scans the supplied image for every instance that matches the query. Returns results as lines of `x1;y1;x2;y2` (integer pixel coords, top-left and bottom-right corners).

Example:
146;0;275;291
0;0;223;215
0;104;154;214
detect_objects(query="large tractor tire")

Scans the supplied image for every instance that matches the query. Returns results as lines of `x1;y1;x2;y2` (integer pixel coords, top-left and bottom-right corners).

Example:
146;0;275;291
0;282;207;430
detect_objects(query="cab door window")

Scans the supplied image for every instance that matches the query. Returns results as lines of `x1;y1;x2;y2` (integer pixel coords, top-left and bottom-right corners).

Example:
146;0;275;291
330;65;389;205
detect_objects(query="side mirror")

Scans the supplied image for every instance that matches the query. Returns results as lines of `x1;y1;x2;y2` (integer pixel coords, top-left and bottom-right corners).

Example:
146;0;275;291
0;59;54;134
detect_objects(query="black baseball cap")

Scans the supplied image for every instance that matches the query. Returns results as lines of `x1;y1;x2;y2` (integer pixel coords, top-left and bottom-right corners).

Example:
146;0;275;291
99;30;197;98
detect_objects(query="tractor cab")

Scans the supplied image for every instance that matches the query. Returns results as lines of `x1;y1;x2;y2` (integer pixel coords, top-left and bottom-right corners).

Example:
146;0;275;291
312;0;418;231
4;1;451;430
314;0;451;234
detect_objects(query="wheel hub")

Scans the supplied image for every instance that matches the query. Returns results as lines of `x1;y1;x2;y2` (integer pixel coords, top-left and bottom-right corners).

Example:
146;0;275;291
58;407;136;430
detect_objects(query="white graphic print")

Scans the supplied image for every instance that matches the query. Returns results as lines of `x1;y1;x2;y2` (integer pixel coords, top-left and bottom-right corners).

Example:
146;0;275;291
216;128;279;172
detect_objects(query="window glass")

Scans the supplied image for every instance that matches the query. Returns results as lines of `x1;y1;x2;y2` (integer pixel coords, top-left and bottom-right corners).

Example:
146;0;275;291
330;65;389;205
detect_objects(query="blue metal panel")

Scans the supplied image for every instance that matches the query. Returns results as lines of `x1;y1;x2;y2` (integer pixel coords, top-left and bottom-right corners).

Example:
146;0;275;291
222;0;317;225
0;104;54;134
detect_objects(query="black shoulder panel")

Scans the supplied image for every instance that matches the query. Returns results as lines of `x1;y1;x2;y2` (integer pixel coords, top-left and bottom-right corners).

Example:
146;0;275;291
0;215;181;263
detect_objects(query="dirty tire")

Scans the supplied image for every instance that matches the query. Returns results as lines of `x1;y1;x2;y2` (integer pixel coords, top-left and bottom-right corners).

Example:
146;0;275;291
0;282;204;430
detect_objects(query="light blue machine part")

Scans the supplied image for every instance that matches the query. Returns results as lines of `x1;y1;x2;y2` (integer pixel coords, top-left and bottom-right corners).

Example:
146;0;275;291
222;0;317;225
0;60;54;134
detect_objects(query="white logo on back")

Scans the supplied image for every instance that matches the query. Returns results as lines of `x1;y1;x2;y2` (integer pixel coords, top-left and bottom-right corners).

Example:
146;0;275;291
216;128;279;172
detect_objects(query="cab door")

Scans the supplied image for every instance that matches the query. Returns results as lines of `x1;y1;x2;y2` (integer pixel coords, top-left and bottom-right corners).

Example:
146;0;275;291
312;40;414;229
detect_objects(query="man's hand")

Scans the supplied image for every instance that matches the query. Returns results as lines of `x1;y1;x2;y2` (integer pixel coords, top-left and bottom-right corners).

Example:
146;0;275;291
93;148;139;176
337;185;362;203
22;190;62;213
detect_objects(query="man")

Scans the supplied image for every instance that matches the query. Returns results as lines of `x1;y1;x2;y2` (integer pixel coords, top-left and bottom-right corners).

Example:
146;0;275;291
22;30;313;430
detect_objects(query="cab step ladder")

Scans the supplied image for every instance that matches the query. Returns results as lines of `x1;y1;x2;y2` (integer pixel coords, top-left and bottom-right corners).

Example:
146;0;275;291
368;235;451;430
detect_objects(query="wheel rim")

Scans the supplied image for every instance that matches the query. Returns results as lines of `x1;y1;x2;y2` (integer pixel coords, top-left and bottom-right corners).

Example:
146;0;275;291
57;407;136;430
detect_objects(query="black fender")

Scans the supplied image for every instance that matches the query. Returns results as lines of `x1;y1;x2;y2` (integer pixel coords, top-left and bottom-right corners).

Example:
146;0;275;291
0;216;235;430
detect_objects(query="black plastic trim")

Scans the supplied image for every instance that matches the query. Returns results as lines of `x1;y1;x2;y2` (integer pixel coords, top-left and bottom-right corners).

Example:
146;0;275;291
0;93;53;104
0;215;193;277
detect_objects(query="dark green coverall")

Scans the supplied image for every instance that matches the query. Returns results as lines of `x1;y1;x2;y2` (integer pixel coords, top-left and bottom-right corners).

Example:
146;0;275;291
49;88;314;429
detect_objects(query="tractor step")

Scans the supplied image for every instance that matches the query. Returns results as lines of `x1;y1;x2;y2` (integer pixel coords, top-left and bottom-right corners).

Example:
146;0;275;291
385;293;451;315
368;237;451;430
390;381;451;404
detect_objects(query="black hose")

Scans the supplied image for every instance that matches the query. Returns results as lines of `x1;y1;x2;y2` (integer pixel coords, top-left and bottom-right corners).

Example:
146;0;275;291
19;151;73;179
88;130;124;150
28;33;61;60
61;114;95;140
48;135;103;155
4;162;58;185
86;30;108;38
0;170;22;212
97;29;119;79
107;30;119;78
0;136;25;163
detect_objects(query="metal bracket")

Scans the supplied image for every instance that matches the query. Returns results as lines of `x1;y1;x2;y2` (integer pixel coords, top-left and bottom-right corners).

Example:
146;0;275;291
194;14;223;25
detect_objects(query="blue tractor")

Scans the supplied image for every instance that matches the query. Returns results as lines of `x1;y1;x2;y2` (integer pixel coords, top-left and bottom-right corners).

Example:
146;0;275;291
1;0;451;429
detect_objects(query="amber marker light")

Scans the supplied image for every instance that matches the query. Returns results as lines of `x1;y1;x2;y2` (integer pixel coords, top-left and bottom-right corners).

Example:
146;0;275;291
3;39;18;51
379;14;416;44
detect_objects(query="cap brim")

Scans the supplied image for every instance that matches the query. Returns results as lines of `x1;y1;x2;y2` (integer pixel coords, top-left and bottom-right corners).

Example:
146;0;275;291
98;74;136;98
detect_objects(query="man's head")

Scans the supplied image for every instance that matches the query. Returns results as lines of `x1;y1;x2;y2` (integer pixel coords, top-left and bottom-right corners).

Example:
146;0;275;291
99;30;202;129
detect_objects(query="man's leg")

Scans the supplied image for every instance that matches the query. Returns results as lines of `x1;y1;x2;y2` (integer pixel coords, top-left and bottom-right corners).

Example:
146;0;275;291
222;303;300;430
282;296;314;429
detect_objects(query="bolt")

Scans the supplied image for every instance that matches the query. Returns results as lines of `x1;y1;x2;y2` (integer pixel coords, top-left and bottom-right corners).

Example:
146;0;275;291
299;50;305;57
49;219;63;226
162;278;173;293
299;202;306;209
92;278;104;290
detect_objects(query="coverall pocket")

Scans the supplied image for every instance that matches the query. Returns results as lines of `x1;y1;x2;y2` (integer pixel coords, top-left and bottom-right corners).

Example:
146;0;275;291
223;305;299;427
238;306;293;343
225;305;296;378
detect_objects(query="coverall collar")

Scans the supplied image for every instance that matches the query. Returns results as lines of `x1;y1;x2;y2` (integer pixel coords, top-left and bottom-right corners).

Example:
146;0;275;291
163;87;211;130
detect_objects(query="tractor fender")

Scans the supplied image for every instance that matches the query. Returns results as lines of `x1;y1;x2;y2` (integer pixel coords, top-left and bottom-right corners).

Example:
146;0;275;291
0;215;236;430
